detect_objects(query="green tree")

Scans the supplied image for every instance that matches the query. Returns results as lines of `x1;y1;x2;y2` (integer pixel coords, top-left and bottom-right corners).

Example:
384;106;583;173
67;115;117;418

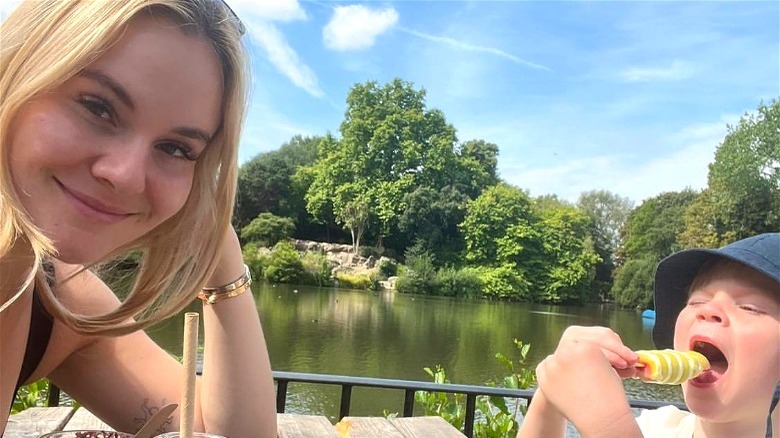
680;100;780;247
461;183;535;266
398;185;469;264
611;256;656;309
613;190;697;305
576;190;634;298
457;140;500;198
240;212;296;247
618;190;698;263
235;135;322;229
533;201;600;303
301;79;460;253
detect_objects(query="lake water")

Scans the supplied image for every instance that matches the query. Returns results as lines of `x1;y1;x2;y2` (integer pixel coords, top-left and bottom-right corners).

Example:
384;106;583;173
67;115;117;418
147;281;683;425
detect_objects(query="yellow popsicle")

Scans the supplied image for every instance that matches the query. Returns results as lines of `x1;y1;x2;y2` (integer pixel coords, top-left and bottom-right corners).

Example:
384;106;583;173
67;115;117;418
635;350;710;385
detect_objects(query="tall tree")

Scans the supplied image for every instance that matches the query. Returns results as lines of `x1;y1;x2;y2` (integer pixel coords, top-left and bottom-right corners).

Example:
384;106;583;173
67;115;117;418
612;189;698;306
576;190;634;297
235;135;322;228
461;183;535;266
301;79;460;252
680;100;780;247
456;140;500;198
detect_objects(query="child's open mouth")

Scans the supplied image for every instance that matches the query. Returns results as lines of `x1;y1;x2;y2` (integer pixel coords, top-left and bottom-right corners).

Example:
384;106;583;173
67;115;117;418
692;340;728;384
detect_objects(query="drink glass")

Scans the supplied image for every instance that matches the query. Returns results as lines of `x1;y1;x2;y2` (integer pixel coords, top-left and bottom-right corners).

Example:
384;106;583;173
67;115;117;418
39;432;134;438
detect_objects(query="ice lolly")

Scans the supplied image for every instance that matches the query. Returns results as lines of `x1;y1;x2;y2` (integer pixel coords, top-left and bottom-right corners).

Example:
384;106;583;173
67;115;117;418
635;349;710;385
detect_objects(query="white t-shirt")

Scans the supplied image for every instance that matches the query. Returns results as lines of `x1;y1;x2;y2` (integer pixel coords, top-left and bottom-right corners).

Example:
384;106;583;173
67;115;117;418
635;405;695;438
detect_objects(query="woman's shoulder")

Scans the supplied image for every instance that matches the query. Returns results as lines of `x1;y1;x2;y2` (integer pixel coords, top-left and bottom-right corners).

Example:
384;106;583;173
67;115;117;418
50;261;122;314
636;405;695;437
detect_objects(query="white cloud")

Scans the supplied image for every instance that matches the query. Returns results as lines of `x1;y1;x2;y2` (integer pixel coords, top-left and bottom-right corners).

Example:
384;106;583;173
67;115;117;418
248;20;324;98
323;5;398;51
402;28;551;71
621;59;695;82
230;0;307;22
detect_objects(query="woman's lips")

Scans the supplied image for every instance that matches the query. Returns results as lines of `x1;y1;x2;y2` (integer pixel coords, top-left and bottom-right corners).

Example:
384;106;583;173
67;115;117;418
56;178;133;224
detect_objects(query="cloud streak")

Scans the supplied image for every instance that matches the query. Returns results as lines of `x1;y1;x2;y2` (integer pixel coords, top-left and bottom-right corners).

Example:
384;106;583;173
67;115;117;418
401;28;551;71
247;20;324;98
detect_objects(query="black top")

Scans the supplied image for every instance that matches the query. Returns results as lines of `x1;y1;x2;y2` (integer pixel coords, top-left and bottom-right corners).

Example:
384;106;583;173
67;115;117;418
14;285;54;393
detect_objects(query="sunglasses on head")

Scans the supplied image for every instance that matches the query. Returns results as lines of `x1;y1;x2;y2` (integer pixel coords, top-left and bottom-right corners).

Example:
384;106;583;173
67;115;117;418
216;0;245;35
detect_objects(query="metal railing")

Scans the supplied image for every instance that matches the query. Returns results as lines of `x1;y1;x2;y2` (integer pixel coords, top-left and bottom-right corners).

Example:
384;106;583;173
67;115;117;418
272;371;688;438
44;371;780;437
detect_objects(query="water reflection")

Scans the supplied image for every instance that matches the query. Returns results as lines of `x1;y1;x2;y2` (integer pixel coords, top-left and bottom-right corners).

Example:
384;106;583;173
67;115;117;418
147;281;684;421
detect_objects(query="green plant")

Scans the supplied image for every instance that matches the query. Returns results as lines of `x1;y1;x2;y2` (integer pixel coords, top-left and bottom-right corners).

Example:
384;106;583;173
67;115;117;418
265;241;305;284
240;212;295;247
300;251;332;286
334;272;376;290
412;340;537;438
12;379;50;414
376;258;398;280
242;242;270;279
473;339;536;437
435;267;481;298
414;365;466;430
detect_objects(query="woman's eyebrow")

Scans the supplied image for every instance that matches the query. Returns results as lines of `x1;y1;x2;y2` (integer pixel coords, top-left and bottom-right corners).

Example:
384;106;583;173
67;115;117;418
80;69;212;144
79;68;135;110
173;127;212;145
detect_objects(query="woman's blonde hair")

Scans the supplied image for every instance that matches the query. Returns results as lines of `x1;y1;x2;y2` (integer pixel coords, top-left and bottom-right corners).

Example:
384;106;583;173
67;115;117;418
0;0;247;335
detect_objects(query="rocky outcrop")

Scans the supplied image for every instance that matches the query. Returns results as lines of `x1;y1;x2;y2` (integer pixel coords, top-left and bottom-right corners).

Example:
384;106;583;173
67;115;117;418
290;239;395;287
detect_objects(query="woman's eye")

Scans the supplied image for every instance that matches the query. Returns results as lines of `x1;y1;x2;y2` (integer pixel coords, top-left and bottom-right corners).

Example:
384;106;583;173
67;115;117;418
158;142;197;161
78;95;114;122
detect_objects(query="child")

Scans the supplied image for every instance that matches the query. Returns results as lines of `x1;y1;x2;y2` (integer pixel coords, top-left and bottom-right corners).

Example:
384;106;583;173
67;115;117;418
518;233;779;438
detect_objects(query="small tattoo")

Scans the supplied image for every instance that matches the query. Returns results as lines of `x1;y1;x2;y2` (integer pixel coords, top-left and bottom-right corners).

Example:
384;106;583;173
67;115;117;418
134;398;173;433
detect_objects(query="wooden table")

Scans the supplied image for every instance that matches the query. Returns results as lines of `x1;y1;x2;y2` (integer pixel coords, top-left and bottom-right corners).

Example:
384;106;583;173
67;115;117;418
5;407;464;437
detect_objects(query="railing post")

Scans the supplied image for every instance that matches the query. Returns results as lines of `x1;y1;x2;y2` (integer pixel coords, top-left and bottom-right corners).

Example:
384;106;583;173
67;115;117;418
339;384;353;419
46;382;60;407
276;380;289;413
402;389;415;417
464;394;476;438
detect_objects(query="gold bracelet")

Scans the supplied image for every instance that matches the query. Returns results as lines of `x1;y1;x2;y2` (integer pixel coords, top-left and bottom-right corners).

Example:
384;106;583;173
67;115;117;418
198;264;252;304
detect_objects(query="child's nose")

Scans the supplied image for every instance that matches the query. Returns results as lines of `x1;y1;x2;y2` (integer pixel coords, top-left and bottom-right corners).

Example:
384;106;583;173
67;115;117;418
695;301;726;324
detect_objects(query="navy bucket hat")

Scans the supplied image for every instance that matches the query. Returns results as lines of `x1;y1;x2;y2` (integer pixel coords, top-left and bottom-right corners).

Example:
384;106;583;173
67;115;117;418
652;232;780;349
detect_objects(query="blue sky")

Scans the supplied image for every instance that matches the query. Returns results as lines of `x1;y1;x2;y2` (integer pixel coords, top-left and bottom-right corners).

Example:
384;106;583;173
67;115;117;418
3;1;778;204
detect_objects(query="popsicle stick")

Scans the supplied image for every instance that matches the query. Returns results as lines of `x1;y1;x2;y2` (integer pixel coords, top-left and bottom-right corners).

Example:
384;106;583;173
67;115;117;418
181;312;199;438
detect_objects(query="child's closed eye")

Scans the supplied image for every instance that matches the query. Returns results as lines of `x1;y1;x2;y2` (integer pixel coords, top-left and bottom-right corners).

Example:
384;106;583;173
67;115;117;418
737;304;765;314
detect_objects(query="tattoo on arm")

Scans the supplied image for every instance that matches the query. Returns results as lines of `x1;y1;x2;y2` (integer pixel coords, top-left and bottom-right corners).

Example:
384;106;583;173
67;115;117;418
133;398;173;433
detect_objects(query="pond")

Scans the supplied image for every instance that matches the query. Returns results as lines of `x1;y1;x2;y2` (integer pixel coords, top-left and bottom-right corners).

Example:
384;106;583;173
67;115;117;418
147;281;683;423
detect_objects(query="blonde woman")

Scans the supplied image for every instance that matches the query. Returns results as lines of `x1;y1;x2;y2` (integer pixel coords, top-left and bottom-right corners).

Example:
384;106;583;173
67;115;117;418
0;0;276;435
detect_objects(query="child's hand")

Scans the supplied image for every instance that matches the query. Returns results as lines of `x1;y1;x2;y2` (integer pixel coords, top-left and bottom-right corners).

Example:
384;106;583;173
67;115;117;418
534;326;640;435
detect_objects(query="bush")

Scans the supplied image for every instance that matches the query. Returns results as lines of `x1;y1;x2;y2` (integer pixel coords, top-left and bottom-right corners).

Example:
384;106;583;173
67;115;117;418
469;265;527;300
301;251;332;286
242;242;270;279
335;272;376;290
436;267;481;298
240;212;295;247
264;241;305;284
358;246;381;259
377;258;398;280
396;249;438;295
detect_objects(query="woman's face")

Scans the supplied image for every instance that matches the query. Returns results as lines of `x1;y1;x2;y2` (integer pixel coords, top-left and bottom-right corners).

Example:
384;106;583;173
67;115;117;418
7;15;223;264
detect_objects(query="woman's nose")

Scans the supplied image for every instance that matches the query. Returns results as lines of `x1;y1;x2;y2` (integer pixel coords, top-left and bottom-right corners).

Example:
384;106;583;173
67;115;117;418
91;141;148;194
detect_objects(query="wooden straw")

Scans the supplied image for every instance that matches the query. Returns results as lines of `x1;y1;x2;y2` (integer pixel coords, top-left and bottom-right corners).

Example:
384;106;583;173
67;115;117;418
180;312;199;438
